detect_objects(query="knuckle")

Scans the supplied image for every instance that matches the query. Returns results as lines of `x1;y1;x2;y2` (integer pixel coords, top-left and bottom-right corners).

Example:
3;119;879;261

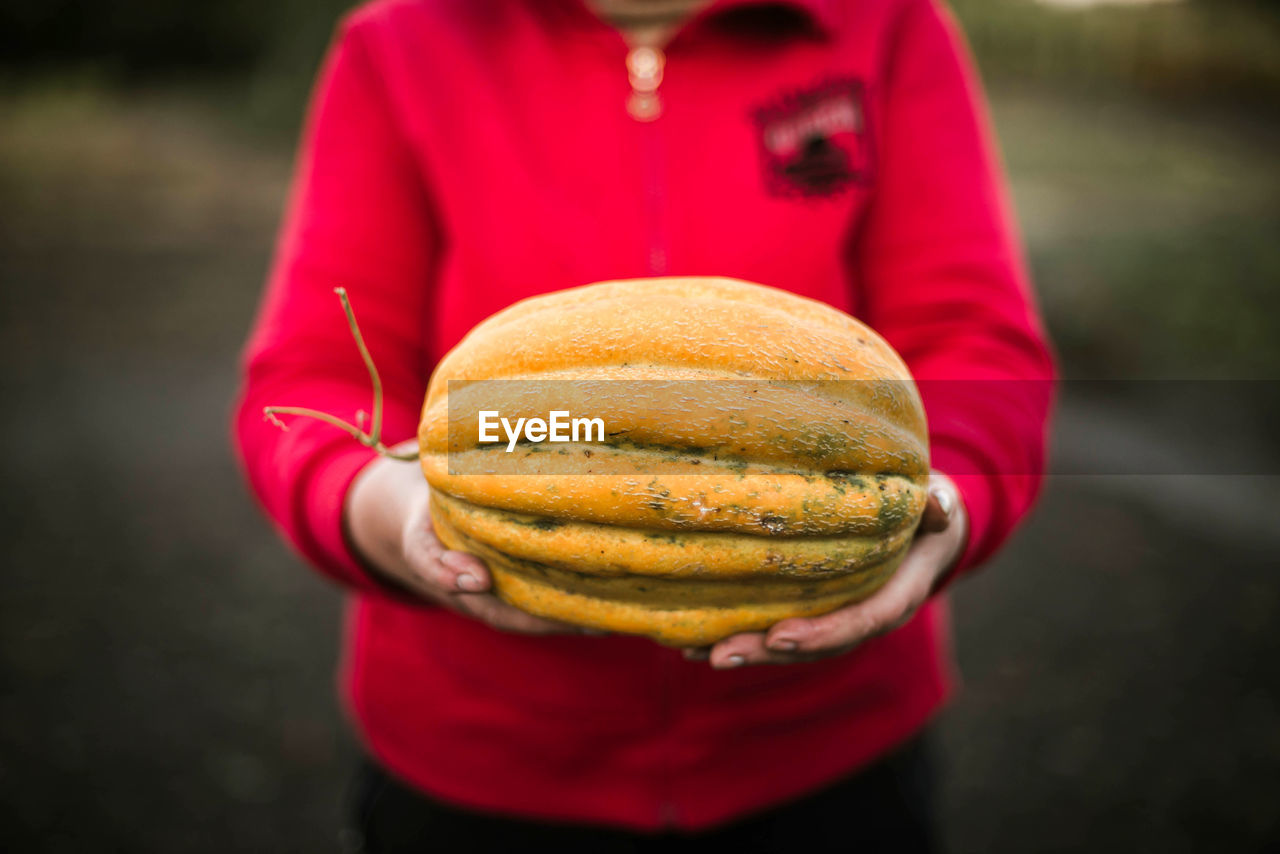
404;536;443;571
806;613;858;648
411;559;451;592
850;611;883;642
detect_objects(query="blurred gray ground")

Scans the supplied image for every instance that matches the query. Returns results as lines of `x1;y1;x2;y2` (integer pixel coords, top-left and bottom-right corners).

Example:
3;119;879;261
1;76;1278;852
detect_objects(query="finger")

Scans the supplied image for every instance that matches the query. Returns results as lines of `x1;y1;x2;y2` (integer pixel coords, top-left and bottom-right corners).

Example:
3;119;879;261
918;476;958;534
403;532;492;594
708;632;766;669
706;474;963;664
763;545;941;654
705;631;842;668
918;491;949;533
439;550;492;593
455;592;589;635
403;501;495;593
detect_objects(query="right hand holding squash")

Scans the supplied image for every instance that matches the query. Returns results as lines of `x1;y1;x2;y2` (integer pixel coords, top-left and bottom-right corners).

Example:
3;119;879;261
344;443;589;635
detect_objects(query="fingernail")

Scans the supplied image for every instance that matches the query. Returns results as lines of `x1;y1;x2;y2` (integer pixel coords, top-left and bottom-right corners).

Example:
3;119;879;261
768;637;798;652
456;573;483;592
933;487;955;517
716;654;745;670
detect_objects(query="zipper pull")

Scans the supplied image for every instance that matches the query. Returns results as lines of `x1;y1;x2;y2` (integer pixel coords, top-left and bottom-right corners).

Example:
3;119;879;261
626;45;664;121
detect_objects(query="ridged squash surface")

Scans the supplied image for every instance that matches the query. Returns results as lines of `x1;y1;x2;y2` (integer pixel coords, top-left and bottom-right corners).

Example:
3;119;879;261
419;277;929;646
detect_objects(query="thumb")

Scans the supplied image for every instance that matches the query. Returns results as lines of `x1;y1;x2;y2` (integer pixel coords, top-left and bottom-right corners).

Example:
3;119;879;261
918;473;958;534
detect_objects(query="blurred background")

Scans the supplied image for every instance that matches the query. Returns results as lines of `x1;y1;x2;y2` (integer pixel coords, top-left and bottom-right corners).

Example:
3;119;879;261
1;0;1278;850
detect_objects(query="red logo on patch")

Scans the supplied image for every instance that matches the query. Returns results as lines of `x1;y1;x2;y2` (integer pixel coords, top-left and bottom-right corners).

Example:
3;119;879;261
752;78;873;198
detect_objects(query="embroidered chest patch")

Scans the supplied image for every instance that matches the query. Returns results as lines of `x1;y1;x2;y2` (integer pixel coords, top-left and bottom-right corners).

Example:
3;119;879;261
752;78;874;198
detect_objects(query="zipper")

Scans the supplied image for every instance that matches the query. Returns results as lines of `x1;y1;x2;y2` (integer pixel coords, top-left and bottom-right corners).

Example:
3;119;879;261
626;45;664;122
625;45;669;276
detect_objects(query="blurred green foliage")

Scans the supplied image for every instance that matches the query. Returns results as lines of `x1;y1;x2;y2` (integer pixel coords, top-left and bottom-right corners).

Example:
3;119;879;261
2;0;1276;378
3;1;1278;139
988;89;1280;378
0;1;356;134
3;1;1278;101
0;1;354;73
2;1;1277;143
951;0;1280;98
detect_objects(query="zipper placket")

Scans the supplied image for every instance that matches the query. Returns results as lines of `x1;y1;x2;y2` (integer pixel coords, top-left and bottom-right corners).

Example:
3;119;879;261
626;45;669;276
624;46;676;824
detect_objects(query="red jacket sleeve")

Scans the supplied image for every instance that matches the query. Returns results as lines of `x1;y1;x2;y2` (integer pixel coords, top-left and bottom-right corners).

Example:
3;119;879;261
231;18;438;592
855;0;1056;581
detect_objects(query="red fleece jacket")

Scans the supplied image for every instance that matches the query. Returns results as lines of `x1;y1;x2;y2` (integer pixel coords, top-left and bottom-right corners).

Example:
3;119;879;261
233;0;1054;831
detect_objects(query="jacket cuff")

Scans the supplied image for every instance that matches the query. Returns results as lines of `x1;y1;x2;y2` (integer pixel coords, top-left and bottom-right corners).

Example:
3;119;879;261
305;444;408;596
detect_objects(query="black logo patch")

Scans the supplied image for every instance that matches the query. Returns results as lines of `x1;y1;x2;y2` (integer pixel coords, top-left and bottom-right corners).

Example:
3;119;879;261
752;78;873;198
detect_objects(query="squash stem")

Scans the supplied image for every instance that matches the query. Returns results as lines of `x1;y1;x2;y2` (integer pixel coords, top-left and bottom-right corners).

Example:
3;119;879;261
261;287;420;462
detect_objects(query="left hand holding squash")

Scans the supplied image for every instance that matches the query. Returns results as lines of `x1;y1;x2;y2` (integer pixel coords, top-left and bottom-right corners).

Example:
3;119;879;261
692;471;968;668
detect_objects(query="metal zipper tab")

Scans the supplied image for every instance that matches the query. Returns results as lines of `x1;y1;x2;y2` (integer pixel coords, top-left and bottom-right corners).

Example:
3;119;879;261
626;45;664;121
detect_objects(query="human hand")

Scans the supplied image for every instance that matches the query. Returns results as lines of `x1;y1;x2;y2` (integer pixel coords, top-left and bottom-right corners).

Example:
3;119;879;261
687;471;968;668
344;442;587;635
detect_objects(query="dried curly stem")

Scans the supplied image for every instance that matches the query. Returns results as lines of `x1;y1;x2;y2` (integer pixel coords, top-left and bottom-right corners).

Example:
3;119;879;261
263;287;419;462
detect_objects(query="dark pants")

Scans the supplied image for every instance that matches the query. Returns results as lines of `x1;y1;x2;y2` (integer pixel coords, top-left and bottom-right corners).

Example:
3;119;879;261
345;734;941;854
